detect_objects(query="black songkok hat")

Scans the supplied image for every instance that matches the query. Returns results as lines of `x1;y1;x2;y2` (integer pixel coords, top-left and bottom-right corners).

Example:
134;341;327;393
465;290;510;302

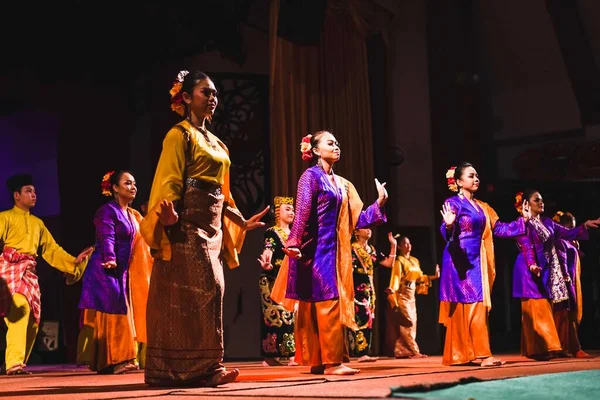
6;174;34;193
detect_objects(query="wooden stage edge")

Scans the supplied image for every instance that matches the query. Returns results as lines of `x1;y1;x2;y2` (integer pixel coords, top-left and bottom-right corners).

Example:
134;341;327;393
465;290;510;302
2;352;600;399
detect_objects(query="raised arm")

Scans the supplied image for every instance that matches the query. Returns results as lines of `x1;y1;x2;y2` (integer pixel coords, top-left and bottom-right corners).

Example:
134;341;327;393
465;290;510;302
439;199;459;241
378;232;397;268
551;220;589;242
355;203;387;229
487;205;526;238
351;180;387;229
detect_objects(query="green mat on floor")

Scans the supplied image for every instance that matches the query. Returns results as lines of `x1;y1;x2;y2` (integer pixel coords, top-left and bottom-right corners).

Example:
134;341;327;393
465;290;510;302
390;370;600;399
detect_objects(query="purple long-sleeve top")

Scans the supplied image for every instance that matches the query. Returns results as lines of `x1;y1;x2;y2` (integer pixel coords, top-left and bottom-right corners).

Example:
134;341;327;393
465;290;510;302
513;217;587;299
439;195;525;304
79;201;136;314
285;165;386;302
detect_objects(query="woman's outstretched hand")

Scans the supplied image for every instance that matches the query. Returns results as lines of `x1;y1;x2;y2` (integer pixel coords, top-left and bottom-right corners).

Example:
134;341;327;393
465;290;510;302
245;206;270;231
375;178;388;206
283;247;302;259
157;200;179;226
387;232;397;247
440;202;456;227
74;246;94;264
258;250;273;270
583;218;600;229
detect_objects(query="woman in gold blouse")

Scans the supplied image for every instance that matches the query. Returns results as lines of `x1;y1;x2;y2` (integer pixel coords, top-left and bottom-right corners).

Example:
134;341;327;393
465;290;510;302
385;235;439;358
140;70;269;387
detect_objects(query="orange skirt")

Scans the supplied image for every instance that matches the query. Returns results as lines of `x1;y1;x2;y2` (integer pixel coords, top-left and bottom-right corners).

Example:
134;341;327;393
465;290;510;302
439;301;491;365
77;309;137;371
520;298;562;358
296;299;345;366
553;303;581;355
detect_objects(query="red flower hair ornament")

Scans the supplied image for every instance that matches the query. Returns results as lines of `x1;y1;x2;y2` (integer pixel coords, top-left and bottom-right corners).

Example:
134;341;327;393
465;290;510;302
445;166;458;192
101;171;115;197
514;192;523;213
170;70;189;116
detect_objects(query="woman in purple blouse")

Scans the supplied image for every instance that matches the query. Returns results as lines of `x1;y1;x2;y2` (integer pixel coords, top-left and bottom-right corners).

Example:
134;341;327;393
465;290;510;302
513;190;599;360
272;130;388;376
439;162;526;367
78;170;156;374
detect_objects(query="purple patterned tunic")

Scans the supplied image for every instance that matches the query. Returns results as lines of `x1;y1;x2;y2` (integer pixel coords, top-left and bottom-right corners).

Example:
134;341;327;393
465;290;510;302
439;195;525;304
513;217;587;300
285;166;386;302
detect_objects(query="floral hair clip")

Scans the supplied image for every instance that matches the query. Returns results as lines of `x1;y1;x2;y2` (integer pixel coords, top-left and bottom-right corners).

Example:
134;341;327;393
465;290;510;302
514;192;523;213
101;171;115;197
170;70;189;116
552;210;564;223
300;134;313;161
446;166;458;192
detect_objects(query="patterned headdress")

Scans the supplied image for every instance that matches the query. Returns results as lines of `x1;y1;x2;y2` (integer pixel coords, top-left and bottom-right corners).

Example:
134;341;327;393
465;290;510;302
445;166;458;192
274;196;294;225
514;192;523;214
101;171;115;197
170;70;189;116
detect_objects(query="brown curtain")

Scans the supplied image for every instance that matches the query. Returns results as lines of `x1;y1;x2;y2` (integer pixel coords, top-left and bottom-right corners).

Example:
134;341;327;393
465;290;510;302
269;0;376;202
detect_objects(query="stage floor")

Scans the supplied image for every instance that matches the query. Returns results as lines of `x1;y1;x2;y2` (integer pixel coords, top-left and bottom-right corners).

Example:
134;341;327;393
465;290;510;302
2;352;599;399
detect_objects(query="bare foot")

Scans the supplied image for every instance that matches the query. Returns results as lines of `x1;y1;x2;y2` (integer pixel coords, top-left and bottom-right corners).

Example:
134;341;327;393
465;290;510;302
287;359;299;366
6;363;31;376
205;368;240;387
357;355;378;363
574;350;593;359
262;358;283;367
409;353;428;359
324;364;360;375
480;356;505;367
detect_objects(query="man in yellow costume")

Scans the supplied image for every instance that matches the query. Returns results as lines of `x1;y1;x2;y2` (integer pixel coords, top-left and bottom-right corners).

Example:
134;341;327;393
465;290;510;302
0;174;91;375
